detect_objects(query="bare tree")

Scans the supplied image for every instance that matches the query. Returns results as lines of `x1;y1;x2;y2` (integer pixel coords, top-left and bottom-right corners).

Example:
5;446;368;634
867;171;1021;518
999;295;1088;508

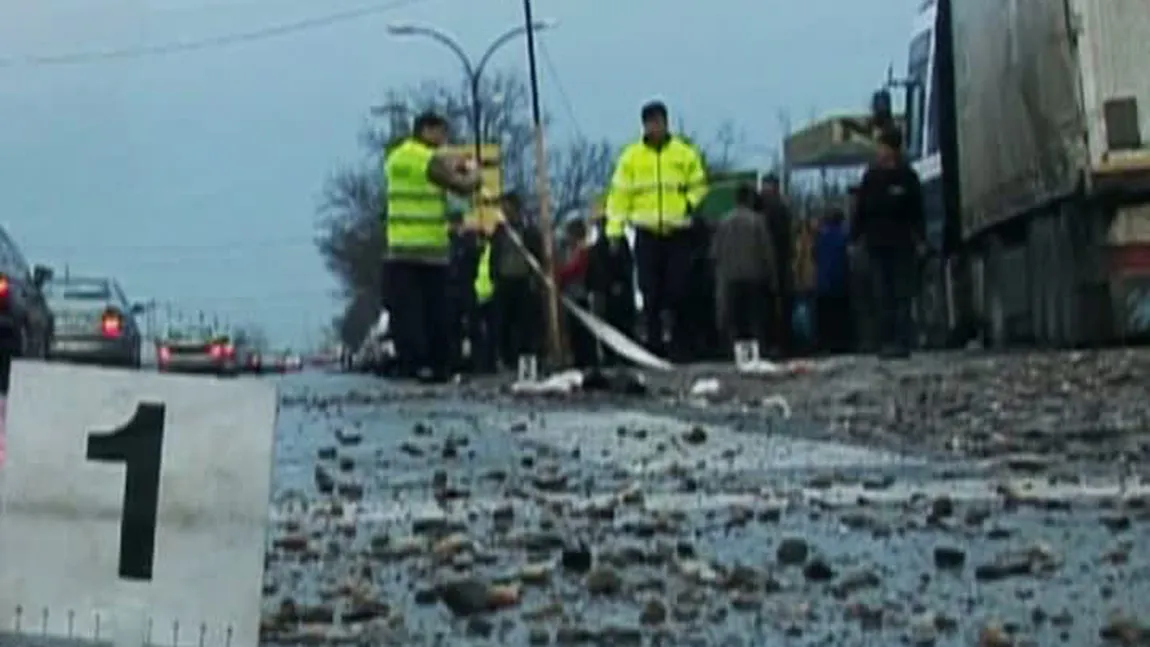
548;137;615;225
677;119;746;174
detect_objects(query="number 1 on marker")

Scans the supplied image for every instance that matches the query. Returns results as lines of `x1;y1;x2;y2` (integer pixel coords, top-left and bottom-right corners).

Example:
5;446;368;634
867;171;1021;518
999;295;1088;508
86;402;165;581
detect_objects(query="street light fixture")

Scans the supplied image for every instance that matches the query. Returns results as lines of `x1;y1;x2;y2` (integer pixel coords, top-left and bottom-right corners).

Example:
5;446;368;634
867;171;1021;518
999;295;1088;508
385;20;558;165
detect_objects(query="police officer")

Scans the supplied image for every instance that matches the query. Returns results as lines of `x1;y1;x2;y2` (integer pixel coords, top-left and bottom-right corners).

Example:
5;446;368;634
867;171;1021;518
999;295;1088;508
383;111;481;382
604;101;707;360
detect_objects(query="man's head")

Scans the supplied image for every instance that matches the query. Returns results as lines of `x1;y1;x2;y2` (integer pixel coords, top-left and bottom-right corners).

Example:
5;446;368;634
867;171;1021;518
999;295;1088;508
760;172;781;197
641;101;669;143
499;191;522;223
413;111;449;147
826;208;846;226
565;218;588;245
876;127;903;167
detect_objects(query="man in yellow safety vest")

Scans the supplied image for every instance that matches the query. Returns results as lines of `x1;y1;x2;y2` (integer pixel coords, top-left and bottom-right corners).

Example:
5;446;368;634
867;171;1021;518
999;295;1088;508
604;100;707;359
384;111;481;382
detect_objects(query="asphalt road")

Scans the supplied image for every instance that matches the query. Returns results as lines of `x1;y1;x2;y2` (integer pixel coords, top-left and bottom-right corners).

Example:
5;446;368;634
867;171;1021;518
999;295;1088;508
5;356;1150;646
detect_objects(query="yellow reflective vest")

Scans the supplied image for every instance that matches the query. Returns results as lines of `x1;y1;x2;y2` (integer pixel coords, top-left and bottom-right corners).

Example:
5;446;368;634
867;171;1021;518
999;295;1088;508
384;138;449;261
474;241;494;303
604;136;707;239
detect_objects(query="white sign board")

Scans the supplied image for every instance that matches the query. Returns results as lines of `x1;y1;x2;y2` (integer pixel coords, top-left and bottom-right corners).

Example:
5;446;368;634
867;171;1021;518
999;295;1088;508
0;361;278;646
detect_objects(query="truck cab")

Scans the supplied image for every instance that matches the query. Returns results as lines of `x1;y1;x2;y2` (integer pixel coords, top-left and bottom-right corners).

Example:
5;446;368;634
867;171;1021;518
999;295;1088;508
900;0;968;347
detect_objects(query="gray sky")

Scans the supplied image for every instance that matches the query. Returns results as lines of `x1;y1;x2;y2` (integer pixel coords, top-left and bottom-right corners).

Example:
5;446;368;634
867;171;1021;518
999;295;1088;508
0;0;913;348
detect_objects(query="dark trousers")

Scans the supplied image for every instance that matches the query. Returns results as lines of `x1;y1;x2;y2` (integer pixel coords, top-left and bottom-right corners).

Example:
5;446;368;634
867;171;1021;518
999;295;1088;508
869;246;916;352
565;296;598;368
725;279;768;342
495;277;538;365
469;300;497;373
594;287;635;366
634;228;692;356
816;291;853;353
385;260;450;376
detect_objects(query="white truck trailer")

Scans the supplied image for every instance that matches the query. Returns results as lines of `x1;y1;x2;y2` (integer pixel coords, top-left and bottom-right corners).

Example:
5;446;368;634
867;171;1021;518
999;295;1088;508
902;0;1150;347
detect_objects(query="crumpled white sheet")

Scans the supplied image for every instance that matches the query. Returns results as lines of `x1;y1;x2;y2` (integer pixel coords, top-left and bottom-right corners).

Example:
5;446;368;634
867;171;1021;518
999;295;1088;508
510;369;585;395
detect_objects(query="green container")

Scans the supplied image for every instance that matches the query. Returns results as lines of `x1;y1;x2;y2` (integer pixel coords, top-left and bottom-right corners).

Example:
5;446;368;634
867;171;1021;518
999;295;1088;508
694;171;758;220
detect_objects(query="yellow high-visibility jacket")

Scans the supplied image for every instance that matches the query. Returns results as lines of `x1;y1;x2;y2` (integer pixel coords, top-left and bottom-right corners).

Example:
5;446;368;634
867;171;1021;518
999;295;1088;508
474;241;494;303
604;136;707;239
384;138;449;262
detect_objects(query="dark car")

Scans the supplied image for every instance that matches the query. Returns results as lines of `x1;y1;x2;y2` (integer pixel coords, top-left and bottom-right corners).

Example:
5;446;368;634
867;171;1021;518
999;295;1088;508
0;226;54;389
43;276;144;368
156;325;238;376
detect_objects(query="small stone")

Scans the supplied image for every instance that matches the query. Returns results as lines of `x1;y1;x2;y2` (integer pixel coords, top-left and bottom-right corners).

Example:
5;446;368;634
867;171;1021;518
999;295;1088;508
519;563;551;585
776;538;809;566
527;627;550;645
908;612;939;645
561;545;592;573
639;599;667;625
586;567;623;596
682;426;708;445
930;496;954;520
978;622;1014;647
934;546;966;570
802;558;836;582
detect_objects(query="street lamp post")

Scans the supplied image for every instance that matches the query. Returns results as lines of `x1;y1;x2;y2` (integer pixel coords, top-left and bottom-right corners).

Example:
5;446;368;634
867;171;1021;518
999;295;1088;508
386;20;557;167
518;0;563;364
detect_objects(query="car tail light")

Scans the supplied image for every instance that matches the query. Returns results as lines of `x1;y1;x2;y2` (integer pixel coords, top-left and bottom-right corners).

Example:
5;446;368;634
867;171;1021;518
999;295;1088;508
101;312;122;337
210;343;234;359
0;275;9;299
158;346;171;363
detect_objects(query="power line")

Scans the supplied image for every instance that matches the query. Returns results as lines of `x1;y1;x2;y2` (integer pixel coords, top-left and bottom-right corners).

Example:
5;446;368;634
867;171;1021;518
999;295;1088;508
537;39;584;135
0;0;428;67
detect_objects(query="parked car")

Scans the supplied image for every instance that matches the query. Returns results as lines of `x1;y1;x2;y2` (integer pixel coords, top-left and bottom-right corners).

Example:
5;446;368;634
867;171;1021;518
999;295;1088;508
43;276;144;368
0;226;54;391
240;348;264;374
156;325;238;376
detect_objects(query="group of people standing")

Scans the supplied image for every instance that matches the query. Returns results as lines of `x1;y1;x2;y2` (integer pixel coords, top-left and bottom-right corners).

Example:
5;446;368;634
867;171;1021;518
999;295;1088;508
380;102;925;383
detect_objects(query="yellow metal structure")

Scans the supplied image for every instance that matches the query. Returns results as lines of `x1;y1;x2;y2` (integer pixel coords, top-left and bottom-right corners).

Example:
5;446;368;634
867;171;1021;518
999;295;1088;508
443;143;502;232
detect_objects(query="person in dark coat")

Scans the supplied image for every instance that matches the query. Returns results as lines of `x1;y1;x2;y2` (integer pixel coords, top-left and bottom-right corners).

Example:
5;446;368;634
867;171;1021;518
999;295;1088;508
813;209;853;353
557;219;596;368
711;184;779;350
488;192;544;367
759;173;794;357
851;128;925;358
449;228;481;371
587;216;636;366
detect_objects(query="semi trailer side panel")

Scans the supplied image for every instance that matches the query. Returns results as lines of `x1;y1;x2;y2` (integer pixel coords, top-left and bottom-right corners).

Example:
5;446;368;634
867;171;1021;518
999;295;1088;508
1071;0;1150;174
952;0;1087;239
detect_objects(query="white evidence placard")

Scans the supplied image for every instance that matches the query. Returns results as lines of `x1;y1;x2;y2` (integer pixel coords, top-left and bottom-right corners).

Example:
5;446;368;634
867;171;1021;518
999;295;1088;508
0;361;278;646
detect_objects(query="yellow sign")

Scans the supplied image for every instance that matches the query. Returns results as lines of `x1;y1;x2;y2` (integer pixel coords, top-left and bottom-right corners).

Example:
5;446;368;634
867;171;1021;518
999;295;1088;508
443;143;502;232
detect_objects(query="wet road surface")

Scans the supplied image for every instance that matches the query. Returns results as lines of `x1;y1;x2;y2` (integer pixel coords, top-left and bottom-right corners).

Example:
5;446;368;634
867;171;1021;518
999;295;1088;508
261;370;1150;646
4;358;1150;646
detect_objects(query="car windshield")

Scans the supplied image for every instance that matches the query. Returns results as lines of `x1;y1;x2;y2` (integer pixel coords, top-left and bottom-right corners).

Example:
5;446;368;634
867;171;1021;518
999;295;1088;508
43;279;112;303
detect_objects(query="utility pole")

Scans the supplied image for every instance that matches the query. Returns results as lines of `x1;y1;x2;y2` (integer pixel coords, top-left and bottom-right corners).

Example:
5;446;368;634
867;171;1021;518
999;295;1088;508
520;0;562;364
